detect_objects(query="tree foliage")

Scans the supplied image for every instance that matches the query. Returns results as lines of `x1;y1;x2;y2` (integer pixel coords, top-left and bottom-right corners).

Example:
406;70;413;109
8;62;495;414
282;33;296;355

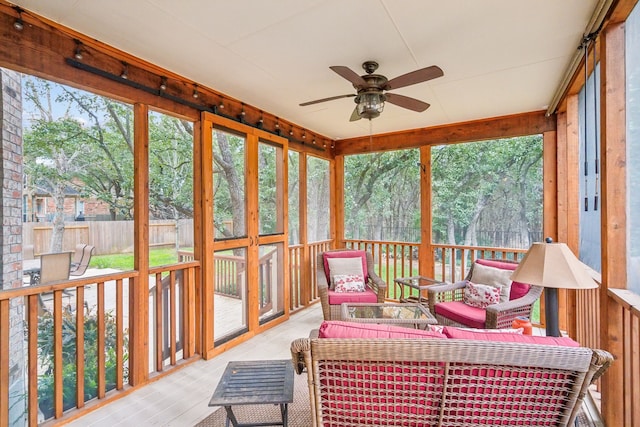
22;76;195;250
307;156;330;242
344;150;420;241
148;112;193;220
432;135;542;247
344;136;543;248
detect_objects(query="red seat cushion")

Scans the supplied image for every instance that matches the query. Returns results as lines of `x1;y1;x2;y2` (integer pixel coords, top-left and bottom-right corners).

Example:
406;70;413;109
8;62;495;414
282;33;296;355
318;320;446;339
323;250;368;281
328;287;377;305
442;326;581;346
475;259;531;300
434;301;486;329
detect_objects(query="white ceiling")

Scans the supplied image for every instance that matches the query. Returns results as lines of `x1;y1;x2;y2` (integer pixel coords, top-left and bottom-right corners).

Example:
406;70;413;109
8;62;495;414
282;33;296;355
13;0;597;139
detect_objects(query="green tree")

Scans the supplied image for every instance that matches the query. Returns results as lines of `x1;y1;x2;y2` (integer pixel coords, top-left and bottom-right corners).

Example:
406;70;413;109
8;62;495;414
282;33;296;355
148;113;194;220
23;78;94;251
431;135;543;247
56;86;134;220
212;130;246;239
23;76;196;251
344;149;420;241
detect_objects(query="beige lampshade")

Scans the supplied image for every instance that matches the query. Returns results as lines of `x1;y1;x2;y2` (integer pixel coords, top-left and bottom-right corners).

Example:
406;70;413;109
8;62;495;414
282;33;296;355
510;242;598;289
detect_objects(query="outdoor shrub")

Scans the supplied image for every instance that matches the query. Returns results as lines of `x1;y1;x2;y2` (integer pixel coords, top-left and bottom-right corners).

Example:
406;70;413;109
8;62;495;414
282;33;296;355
37;304;128;420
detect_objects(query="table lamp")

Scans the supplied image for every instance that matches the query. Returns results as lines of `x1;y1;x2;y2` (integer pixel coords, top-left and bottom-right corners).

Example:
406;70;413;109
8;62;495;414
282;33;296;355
509;238;598;337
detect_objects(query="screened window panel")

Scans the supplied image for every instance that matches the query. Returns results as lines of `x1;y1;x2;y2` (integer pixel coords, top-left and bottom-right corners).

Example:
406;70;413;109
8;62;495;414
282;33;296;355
627;3;640;294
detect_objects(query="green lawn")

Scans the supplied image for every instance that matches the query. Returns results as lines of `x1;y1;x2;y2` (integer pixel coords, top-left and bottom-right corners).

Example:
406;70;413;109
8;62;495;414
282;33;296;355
90;248;179;270
89;250;542;324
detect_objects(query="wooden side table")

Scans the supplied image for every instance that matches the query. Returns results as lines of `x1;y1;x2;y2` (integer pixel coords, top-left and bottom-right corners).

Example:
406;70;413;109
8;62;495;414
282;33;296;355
208;359;294;427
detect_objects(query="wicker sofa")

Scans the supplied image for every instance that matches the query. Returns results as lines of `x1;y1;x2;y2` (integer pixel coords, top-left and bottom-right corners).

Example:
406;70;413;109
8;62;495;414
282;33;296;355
291;321;612;427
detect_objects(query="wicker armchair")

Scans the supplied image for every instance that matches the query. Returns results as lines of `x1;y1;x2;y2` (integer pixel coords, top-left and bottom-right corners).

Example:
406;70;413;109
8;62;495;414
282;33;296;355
427;258;543;329
317;249;387;320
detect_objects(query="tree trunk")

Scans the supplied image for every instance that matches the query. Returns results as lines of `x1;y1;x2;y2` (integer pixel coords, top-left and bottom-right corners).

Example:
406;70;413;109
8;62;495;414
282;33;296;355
447;215;456;245
49;182;66;252
463;194;489;246
213;132;245;238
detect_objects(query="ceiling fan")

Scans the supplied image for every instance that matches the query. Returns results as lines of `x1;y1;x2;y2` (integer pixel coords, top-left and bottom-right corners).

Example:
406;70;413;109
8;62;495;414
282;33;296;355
300;60;444;121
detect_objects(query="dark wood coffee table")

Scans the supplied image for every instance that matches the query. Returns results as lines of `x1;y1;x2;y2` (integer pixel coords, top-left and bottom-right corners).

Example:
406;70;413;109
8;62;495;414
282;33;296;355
208;359;294;427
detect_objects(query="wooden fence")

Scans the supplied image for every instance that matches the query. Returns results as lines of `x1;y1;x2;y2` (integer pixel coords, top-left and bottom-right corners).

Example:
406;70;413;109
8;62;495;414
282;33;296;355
23;219;194;255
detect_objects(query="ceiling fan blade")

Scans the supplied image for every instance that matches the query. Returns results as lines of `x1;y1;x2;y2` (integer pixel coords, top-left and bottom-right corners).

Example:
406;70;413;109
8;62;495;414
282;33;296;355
349;107;362;122
385;93;430;112
385;65;444;90
330;66;367;87
299;94;356;106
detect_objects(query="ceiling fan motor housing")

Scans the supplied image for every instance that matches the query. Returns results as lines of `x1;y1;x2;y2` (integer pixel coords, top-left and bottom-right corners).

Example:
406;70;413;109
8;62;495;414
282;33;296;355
353;73;388;119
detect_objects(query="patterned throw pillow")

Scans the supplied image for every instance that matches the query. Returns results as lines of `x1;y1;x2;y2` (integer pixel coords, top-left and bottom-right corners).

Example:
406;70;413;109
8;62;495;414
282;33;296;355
333;274;366;293
327;257;364;289
470;263;512;303
463;281;501;308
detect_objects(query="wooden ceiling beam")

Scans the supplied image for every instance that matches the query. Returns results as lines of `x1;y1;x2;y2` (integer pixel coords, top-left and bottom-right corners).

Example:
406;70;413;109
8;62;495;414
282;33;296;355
0;1;332;157
335;111;556;155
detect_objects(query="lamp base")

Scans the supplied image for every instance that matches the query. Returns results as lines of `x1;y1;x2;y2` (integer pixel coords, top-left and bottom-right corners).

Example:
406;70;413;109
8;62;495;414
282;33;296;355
545;287;561;337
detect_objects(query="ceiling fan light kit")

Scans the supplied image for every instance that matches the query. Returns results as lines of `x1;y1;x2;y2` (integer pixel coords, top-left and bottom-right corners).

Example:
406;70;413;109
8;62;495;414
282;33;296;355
356;91;386;120
300;60;443;122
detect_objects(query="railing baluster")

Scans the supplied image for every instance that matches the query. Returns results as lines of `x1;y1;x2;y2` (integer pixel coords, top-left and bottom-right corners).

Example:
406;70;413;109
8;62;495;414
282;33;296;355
97;281;105;398
54;290;63;418
76;286;85;408
116;278;124;387
155;272;163;372
170;270;177;366
460;248;467;282
0;300;9;426
27;295;38;425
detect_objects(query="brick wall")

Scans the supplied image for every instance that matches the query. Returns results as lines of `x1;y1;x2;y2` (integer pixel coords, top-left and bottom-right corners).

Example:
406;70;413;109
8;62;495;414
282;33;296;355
1;68;27;426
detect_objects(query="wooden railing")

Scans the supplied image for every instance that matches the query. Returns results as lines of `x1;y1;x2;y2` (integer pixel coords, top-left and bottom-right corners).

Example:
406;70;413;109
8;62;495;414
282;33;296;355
148;262;200;373
288;244;304;311
0;262;199;425
308;240;332;304
345;240;420;300
602;288;640;426
344;240;527;301
258;248;278;313
431;244;527;283
575;280;602;353
212;254;244;298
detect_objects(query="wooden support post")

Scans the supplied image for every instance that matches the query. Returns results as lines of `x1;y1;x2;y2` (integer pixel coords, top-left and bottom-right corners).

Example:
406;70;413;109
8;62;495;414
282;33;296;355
420;145;433;277
192;119;204;355
129;103;149;385
334;155;344;248
599;21;627;427
199;115;215;357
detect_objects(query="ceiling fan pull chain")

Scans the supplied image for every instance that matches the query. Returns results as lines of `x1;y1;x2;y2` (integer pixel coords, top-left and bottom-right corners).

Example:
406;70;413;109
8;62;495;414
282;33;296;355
582;36;590;212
